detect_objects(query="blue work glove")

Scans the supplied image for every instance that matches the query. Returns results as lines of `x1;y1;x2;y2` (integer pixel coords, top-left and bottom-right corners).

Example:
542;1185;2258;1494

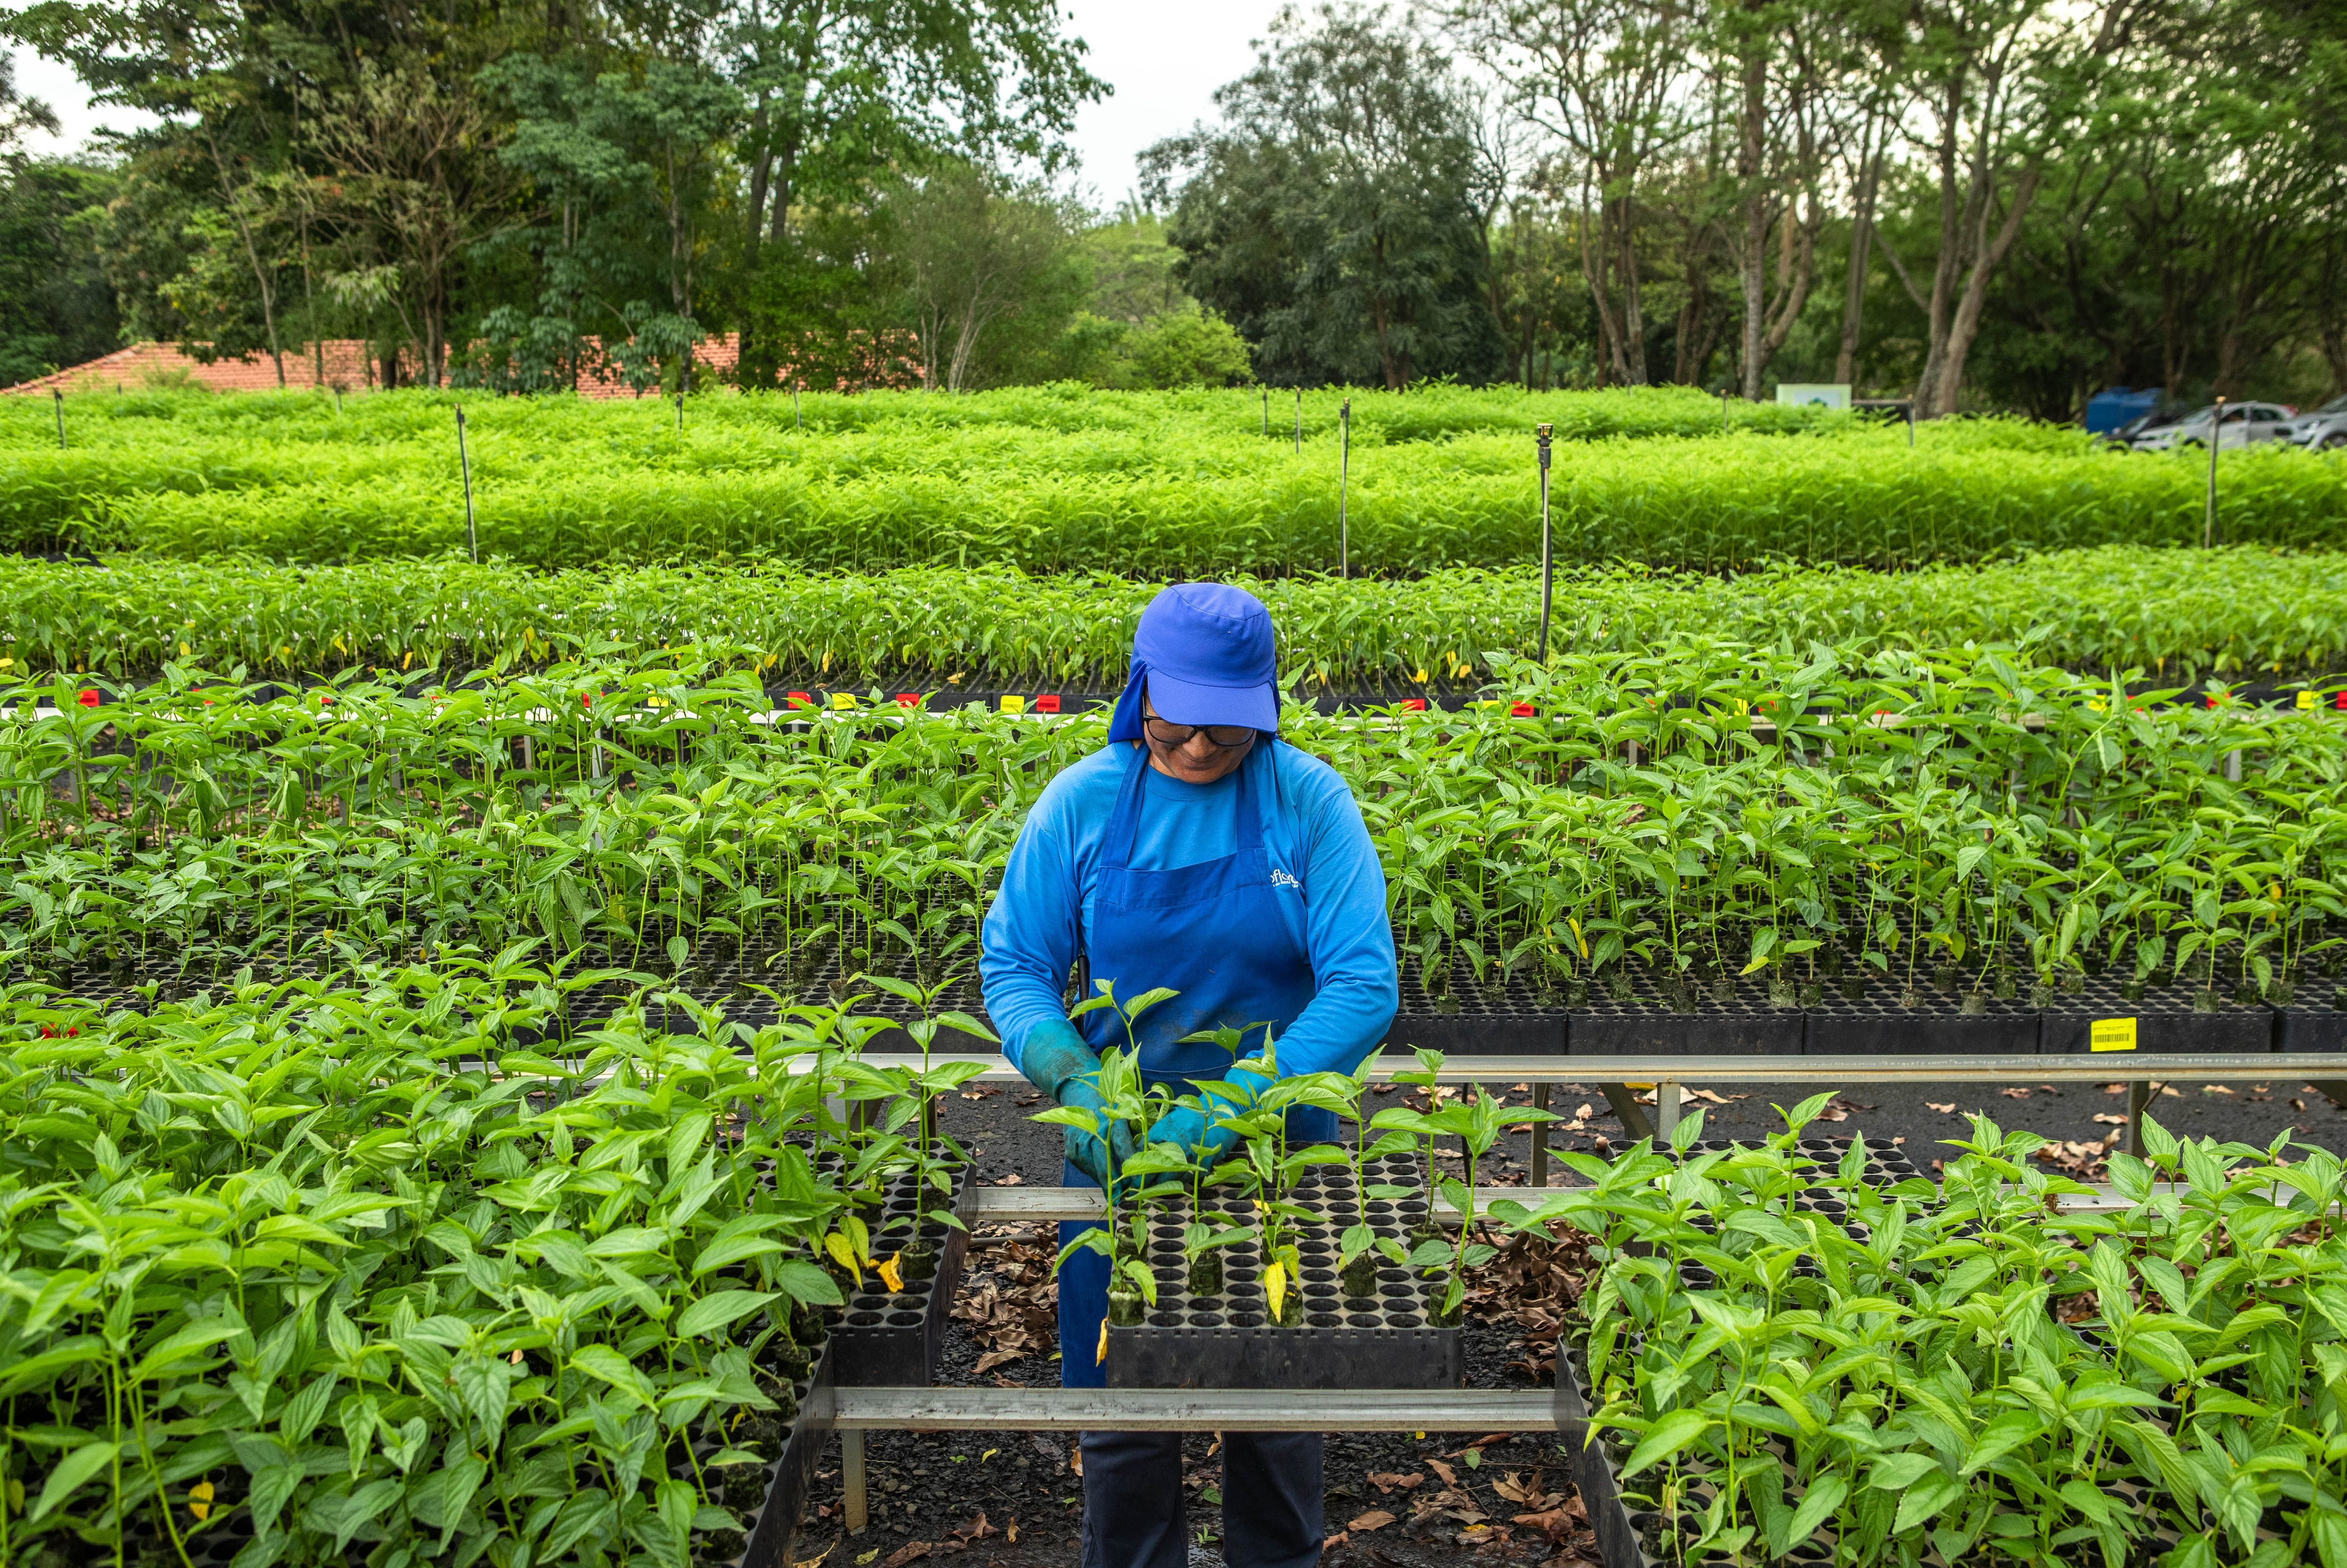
1145;1104;1242;1168
1018;1022;1134;1190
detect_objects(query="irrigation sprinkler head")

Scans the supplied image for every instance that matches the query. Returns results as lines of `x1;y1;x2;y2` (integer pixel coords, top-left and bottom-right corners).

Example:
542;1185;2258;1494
1536;422;1552;469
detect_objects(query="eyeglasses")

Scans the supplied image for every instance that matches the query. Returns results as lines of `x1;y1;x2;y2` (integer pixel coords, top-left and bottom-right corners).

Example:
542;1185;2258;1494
1143;717;1255;748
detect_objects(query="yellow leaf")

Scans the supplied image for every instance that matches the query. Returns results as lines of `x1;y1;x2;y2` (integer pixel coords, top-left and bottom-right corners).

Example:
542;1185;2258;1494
1095;1316;1109;1365
333;635;346;654
188;1480;214;1521
877;1253;904;1293
178;642;190;658
1568;917;1588;961
1265;1259;1287;1320
822;1231;863;1287
1414;668;1428;683
981;1448;998;1462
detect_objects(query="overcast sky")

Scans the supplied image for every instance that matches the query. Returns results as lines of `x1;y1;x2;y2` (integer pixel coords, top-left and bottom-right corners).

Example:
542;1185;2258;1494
8;5;1286;200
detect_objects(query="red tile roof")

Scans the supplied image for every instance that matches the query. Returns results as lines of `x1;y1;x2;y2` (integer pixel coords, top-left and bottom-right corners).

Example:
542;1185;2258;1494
7;331;924;398
5;340;379;395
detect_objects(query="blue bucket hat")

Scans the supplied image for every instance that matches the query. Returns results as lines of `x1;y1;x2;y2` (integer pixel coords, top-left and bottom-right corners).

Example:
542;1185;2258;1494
1106;583;1279;742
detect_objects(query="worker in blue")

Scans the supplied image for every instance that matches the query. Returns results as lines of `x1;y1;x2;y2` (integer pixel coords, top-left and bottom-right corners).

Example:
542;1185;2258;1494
979;582;1398;1568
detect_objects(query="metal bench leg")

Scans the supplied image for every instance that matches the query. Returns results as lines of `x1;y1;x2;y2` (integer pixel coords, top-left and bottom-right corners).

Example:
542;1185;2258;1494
1655;1077;1681;1144
1600;1083;1655;1143
1530;1083;1550;1187
842;1428;867;1534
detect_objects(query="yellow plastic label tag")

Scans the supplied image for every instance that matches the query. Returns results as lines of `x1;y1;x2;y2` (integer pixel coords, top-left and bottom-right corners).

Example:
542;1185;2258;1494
1000;694;1026;715
830;692;855;711
2090;1017;2138;1053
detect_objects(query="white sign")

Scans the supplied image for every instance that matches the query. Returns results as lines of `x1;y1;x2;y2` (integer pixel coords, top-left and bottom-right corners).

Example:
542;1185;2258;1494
1775;383;1851;409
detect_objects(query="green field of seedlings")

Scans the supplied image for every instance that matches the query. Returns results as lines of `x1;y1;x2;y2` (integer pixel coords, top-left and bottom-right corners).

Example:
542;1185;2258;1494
5;382;2347;1568
9;545;2347;686
6;641;2347;1560
7;385;2344;569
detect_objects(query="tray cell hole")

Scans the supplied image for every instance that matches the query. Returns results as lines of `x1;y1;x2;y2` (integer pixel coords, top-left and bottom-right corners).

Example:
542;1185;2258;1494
1306;1313;1342;1328
846;1311;886;1325
1186;1313;1224;1327
1228;1312;1265;1327
1148;1311;1184;1327
1344;1312;1383;1326
885;1311;922;1326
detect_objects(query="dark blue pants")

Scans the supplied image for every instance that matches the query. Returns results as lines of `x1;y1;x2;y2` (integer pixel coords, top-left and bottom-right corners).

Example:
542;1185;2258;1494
1057;1104;1335;1568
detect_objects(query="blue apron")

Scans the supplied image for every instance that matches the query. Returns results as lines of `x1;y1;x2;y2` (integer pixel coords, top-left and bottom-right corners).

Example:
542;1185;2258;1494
1059;740;1334;1389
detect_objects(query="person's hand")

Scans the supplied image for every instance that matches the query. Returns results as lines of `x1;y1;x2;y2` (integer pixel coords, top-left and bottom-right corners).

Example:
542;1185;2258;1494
1057;1072;1137;1187
1019;1024;1135;1189
1144;1104;1240;1167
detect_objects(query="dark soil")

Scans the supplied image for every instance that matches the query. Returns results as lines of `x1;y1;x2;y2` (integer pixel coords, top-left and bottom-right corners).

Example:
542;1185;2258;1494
784;1074;2347;1567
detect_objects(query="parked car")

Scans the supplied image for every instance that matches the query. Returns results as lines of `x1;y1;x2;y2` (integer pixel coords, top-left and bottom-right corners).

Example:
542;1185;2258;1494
2277;394;2347;450
2130;401;2298;451
2096;405;2188;448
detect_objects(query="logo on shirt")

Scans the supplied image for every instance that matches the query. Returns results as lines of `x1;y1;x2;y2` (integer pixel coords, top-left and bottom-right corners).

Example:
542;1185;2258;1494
1269;868;1301;891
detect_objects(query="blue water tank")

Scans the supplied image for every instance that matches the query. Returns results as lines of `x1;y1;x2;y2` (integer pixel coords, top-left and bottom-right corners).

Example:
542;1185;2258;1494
2086;386;2162;434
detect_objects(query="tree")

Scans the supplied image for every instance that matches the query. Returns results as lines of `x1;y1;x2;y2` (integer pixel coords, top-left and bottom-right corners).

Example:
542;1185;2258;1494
1445;0;1697;384
727;0;1106;383
1885;0;2149;415
0;54;122;384
890;162;1081;392
1145;3;1505;388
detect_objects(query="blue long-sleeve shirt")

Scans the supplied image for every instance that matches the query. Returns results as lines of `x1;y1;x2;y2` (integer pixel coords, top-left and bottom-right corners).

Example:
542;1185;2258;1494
980;739;1397;1079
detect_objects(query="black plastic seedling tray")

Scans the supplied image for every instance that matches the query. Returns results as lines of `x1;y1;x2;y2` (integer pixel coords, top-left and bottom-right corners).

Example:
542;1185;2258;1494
1803;970;2040;1056
2040;974;2275;1055
828;1160;978;1386
1386;951;1568;1056
1570;966;1805;1056
2274;986;2347;1052
1107;1154;1462;1390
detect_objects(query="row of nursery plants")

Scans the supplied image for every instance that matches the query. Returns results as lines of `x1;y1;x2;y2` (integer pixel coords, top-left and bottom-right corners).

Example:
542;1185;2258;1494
9;640;2347;1023
8;395;2338;571
10;548;2347;686
1512;1100;2347;1566
6;381;1868;449
0;972;1010;1568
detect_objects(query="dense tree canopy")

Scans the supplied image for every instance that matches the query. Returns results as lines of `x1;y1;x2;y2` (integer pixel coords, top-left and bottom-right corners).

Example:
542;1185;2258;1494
0;0;2335;413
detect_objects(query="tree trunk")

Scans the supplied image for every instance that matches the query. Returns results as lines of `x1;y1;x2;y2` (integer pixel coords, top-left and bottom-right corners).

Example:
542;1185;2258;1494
1930;162;2042;415
744;92;773;265
1619;189;1649;385
1576;176;1620;388
1835;133;1882;386
1912;83;1966;417
1738;41;1767;400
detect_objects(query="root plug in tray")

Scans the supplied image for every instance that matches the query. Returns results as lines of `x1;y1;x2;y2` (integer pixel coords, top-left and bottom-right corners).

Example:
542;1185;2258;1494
1106;1155;1463;1390
1569;965;1806;1056
830;1159;979;1386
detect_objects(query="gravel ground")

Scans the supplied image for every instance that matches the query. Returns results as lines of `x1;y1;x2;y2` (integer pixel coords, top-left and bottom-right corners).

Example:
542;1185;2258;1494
782;1070;2347;1568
